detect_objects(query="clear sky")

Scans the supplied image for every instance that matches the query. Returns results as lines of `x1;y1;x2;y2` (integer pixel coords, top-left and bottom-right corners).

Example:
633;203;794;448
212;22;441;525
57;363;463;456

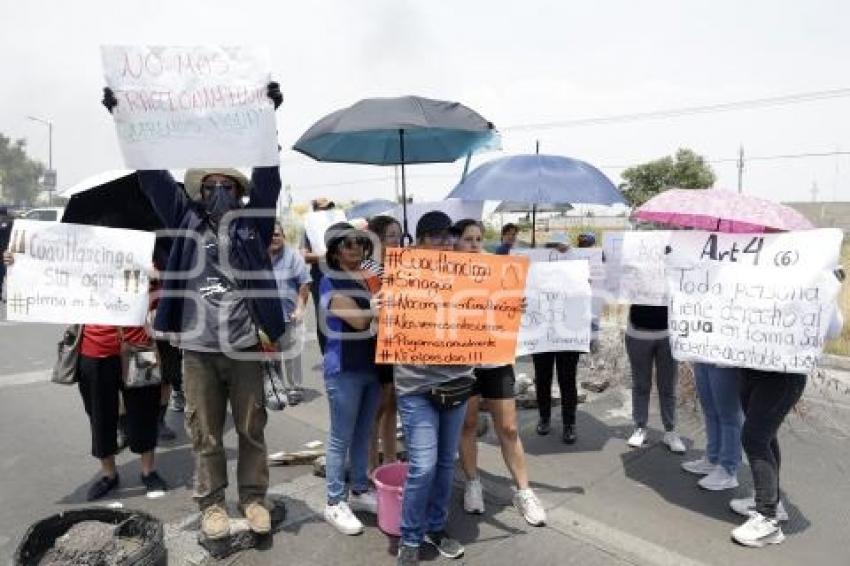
2;0;849;205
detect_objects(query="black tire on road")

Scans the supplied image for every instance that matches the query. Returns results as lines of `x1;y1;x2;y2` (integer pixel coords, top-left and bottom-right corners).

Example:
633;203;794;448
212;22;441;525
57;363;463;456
14;507;166;566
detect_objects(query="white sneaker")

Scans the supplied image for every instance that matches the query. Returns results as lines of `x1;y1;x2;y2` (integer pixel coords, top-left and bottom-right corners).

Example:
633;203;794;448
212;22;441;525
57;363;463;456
627;428;647;448
681;457;716;475
731;512;785;547
697;466;739;491
730;495;789;522
349;489;378;514
663;431;686;454
324;501;364;535
463;478;485;514
513;488;546;526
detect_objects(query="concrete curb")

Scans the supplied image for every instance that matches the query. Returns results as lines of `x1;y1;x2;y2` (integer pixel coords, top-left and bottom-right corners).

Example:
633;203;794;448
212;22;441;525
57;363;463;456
546;506;712;566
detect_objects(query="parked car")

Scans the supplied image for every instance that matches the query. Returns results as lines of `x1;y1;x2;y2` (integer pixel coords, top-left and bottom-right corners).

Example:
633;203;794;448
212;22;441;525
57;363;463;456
19;207;65;222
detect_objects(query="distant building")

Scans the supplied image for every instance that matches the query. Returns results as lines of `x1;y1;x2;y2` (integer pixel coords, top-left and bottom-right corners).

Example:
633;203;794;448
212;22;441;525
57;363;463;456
783;202;850;234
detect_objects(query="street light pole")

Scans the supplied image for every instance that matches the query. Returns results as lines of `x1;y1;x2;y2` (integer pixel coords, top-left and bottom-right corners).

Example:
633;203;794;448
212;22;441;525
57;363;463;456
26;115;54;205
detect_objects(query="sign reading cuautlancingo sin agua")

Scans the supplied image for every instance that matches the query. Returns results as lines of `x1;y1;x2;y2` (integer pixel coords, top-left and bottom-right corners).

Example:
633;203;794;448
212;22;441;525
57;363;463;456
376;248;528;365
5;221;155;325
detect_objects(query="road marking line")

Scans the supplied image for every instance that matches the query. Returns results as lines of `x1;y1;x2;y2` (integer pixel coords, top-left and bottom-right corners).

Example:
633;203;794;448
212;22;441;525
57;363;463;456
0;370;50;388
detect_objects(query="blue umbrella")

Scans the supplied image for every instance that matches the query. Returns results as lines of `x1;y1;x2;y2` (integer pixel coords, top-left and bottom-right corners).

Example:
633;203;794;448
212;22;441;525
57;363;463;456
345;198;397;220
294;96;498;239
447;154;626;245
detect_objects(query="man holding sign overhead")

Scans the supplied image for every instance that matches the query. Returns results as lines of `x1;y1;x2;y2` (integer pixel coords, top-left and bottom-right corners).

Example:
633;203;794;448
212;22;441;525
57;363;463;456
101;51;285;541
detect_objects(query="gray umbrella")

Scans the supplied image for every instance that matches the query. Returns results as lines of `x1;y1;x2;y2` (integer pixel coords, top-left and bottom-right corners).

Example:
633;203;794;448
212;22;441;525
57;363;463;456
294;95;497;239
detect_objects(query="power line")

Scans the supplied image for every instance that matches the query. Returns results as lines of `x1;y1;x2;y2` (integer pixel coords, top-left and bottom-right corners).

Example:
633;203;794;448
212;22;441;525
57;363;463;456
503;87;850;132
288;151;850;191
598;149;850;170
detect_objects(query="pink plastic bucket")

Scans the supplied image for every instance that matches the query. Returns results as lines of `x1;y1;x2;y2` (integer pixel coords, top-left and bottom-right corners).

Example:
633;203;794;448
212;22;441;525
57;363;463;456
373;462;408;536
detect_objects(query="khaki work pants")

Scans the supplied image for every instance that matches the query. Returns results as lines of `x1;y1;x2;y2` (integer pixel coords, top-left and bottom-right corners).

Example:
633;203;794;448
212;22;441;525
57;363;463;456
183;350;268;509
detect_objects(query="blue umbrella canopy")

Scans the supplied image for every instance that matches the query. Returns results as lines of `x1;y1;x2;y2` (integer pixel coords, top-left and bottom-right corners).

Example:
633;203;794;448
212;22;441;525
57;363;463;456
345;198;398;220
494;201;573;213
447;154;625;205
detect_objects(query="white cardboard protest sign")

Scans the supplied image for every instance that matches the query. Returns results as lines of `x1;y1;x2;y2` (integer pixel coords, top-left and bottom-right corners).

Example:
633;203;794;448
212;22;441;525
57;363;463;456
303;209;347;255
517;261;592;356
665;229;842;272
603;231;672;306
5;221;155;325
391;199;484;236
101;45;279;169
512;248;604;285
513;247;605;320
665;229;844;372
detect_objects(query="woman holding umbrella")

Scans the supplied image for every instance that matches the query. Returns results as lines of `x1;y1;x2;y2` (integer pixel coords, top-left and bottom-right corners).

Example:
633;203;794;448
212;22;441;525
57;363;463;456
318;222;383;536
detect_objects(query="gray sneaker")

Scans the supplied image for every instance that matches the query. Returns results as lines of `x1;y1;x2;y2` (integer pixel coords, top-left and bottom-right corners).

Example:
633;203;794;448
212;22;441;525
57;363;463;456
169;390;186;412
397;544;419;566
423;530;464;559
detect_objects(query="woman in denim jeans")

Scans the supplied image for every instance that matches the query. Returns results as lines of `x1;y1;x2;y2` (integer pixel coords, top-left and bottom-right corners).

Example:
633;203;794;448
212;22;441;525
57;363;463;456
319;222;383;536
395;211;476;566
682;363;742;491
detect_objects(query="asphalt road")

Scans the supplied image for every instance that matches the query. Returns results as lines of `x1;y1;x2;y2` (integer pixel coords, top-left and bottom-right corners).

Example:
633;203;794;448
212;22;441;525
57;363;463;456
1;309;849;565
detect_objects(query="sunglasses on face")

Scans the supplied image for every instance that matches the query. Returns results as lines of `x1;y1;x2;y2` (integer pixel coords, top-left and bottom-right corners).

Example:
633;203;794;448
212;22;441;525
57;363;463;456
201;180;238;194
342;236;370;249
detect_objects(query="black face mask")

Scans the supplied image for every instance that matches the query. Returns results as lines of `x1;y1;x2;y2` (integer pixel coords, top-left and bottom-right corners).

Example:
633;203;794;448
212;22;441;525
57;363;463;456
203;186;240;221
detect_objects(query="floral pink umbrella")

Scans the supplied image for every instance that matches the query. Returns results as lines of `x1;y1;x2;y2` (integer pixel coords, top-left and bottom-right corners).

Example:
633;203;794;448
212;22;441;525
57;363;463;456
633;188;814;233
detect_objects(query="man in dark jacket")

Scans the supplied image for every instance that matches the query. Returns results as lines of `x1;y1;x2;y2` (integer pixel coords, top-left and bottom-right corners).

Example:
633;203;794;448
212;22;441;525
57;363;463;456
105;83;285;540
138;166;283;540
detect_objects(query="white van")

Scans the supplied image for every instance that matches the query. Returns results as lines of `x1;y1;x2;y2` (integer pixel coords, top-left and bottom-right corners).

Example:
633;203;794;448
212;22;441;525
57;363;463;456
20;207;65;222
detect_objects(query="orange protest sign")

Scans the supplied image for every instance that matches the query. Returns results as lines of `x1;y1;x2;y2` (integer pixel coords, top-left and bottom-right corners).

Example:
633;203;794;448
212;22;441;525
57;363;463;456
376;248;529;365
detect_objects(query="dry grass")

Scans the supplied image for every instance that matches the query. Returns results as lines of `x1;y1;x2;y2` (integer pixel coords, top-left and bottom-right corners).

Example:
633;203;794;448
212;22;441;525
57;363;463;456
824;241;850;356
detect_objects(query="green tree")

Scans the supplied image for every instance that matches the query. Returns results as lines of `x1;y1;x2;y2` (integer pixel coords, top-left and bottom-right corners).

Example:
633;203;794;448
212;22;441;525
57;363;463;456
0;133;45;206
620;148;715;206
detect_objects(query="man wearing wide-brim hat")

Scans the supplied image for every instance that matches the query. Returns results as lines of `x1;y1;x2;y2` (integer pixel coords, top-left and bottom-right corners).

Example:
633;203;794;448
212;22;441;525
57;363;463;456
102;82;285;541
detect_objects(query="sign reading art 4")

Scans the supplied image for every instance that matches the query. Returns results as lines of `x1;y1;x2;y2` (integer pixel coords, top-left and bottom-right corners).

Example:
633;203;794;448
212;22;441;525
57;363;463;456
664;229;844;372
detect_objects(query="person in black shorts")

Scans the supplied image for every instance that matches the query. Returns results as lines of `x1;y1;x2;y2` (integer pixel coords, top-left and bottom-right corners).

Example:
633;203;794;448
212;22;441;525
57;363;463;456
452;219;547;527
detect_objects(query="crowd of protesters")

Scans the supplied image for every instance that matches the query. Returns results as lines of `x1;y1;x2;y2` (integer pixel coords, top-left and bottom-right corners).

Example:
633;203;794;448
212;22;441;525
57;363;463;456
0;84;845;565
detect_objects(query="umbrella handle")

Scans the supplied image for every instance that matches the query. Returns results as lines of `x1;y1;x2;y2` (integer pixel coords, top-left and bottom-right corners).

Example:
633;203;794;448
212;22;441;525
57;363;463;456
399;130;414;246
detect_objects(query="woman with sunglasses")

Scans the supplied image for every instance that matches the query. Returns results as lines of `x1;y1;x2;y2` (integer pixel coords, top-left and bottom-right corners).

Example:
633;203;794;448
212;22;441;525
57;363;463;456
452;219;546;527
363;215;404;470
319;222;383;536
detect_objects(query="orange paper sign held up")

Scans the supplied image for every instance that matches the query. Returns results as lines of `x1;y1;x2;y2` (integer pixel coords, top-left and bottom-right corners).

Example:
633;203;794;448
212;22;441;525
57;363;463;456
376;248;529;365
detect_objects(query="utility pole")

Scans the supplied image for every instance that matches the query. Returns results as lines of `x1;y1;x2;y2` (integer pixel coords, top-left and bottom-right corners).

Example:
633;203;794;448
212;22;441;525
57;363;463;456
736;145;744;194
810;181;819;202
